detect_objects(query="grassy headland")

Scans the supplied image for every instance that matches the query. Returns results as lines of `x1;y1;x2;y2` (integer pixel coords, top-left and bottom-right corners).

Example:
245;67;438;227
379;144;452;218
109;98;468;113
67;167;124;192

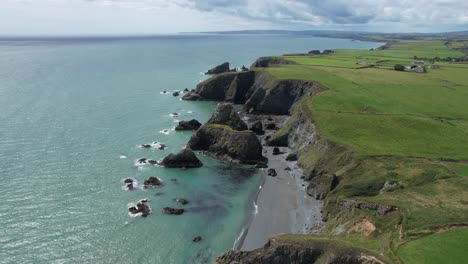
260;39;468;263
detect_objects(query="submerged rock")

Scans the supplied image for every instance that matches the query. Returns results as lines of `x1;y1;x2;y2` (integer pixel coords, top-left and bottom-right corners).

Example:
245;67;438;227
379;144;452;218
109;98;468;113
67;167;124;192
161;149;203;168
205;62;230;75
175;198;189;205
175;119;202;131
140;144;152;148
162;207;185;215
193;236;203;242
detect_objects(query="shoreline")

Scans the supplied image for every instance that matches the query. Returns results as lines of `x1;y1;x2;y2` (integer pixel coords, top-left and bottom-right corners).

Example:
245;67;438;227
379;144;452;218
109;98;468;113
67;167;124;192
238;116;324;251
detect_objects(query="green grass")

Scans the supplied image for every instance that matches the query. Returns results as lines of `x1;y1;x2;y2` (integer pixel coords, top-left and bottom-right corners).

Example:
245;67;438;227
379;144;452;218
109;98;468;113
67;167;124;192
398;228;468;264
265;41;468;160
253;39;468;262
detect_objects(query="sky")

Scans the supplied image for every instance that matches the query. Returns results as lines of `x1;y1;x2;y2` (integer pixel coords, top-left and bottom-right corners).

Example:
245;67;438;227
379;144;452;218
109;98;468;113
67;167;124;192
1;0;467;36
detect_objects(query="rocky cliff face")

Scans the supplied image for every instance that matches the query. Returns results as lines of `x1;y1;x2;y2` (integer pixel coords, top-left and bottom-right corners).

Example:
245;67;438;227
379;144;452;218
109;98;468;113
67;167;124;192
182;71;255;103
215;236;384;264
207;103;248;131
187;124;264;164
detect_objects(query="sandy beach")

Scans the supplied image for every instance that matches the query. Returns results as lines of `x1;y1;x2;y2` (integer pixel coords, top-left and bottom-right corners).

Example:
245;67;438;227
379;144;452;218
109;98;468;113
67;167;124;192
240;144;323;251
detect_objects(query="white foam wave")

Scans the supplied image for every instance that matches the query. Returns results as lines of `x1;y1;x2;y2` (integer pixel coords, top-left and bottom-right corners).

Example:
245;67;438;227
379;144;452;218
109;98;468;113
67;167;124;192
159;129;170;135
119;154;127;159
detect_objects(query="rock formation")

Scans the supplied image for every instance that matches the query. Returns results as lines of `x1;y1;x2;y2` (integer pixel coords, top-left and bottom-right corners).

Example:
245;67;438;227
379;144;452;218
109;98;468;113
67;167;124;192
207;103;248;131
161;149;203;168
175;119;202;131
205;62;230;75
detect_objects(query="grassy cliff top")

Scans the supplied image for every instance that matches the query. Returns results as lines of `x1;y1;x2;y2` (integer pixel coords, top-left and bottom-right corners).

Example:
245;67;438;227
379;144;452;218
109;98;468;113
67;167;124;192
255;39;468;263
266;40;468;160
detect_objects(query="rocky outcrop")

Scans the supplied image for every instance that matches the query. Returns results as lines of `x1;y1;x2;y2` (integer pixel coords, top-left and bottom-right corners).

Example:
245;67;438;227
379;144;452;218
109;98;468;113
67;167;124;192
243;79;316;115
144;177;163;188
329;199;397;215
161;149;203;168
249;120;264;135
183;71;255;103
215;236;384;264
128;202;151;217
307;173;339;200
175;119;202;131
251;57;296;68
207;103;248;131
187;124;264;164
206;62;230;75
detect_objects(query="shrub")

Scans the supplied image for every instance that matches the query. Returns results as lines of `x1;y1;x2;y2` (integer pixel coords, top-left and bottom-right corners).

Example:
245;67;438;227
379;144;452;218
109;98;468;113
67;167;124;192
394;64;406;71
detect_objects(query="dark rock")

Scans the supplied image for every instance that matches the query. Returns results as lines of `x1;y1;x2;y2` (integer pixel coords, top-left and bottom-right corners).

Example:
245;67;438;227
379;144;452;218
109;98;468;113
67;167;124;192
137;158;147;163
161;149;203;168
140;144;151;148
272;147;283;155
183;88;190;93
175;198;189;205
162;207;185;215
285;153;298;161
147;159;159;165
140;199;149;203
241;65;248;71
126;183;134;190
284;167;292;171
175;119;202;131
144;176;163;188
187;124;264;164
267;168;277;177
182;71;255;104
173;91;180;97
205;62;230;75
128;202;151;217
193;236;203;242
157;144;167;150
124;178;134;184
265;123;277;130
249;120;264;135
171;112;179;117
255;161;268;168
207;103;248;131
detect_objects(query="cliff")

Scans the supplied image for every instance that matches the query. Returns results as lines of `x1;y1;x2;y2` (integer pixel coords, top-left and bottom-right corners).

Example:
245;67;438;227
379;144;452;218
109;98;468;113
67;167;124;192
216;235;384;264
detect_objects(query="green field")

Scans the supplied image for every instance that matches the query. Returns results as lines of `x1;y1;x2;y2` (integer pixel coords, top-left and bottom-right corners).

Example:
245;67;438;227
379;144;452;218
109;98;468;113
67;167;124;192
257;40;468;263
398;228;468;264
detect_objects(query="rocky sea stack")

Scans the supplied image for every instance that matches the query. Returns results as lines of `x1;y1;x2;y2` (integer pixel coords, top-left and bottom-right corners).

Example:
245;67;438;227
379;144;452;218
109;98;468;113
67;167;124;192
161;149;203;168
205;62;230;75
175;119;202;131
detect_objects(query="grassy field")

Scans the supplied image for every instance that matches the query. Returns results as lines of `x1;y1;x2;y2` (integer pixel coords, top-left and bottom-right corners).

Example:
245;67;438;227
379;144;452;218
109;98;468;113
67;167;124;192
257;40;468;263
398;228;468;264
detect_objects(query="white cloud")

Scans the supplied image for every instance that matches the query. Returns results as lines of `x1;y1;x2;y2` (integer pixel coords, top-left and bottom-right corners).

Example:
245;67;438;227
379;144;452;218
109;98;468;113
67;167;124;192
0;0;466;36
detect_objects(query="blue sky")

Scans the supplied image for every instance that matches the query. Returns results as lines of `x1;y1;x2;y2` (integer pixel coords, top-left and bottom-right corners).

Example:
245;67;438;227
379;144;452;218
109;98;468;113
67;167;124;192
1;0;467;36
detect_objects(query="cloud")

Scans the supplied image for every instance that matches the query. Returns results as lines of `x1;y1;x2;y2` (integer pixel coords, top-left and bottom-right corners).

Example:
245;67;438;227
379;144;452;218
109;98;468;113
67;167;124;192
0;0;467;35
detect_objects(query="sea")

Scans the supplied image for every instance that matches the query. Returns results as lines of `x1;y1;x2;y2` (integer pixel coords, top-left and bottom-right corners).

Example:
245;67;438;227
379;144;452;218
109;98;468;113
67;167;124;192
0;34;379;264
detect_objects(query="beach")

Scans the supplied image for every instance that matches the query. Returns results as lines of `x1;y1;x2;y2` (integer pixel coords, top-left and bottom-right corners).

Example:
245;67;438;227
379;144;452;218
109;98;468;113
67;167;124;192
241;143;323;251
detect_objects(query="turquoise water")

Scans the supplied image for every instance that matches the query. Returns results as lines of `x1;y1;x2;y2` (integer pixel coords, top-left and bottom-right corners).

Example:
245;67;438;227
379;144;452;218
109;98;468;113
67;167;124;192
0;34;379;263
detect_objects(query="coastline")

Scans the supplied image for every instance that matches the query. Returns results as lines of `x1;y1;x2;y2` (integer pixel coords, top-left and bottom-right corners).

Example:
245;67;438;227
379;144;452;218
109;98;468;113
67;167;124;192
239;117;323;251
